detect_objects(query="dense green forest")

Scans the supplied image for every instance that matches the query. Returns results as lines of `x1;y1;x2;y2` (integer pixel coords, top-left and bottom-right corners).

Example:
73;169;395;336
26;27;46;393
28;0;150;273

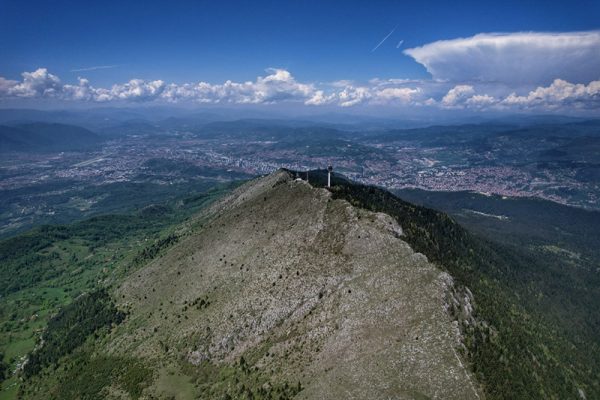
23;289;124;377
300;169;600;400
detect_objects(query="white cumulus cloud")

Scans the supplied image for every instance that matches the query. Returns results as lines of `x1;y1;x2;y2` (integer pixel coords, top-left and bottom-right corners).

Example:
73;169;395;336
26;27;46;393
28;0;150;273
107;79;166;102
502;79;600;109
161;68;314;104
1;62;599;113
441;85;475;107
0;68;316;105
7;68;62;98
375;87;421;104
466;94;497;107
305;90;336;106
404;31;600;85
0;77;18;96
337;86;372;107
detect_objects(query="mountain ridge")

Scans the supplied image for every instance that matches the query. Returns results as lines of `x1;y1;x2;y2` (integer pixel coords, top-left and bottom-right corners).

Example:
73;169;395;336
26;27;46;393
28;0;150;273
21;169;482;399
16;169;600;399
113;170;481;399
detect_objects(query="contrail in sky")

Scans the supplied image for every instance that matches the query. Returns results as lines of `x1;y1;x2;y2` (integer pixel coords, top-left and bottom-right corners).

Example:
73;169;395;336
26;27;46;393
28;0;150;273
70;65;119;72
372;26;397;52
396;39;404;48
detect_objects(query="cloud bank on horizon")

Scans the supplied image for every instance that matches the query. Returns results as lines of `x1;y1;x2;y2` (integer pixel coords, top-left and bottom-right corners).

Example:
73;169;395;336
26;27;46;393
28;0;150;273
1;31;599;113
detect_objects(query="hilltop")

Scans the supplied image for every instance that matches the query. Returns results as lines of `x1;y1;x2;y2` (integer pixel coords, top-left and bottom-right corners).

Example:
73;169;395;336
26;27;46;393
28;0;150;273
19;170;481;399
12;169;600;399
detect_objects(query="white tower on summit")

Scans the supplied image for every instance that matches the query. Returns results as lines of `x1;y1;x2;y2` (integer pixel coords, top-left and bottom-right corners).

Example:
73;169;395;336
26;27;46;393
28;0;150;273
327;165;333;188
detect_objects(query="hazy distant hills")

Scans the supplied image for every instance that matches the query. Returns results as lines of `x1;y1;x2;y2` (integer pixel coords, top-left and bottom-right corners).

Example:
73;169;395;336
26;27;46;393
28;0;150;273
0;122;102;152
2;107;597;133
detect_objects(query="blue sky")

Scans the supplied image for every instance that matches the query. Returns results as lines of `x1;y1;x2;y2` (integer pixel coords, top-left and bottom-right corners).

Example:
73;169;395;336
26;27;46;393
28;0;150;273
1;0;599;114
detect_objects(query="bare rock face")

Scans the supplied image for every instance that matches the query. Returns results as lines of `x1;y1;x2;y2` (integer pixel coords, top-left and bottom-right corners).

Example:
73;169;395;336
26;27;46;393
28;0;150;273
114;170;482;399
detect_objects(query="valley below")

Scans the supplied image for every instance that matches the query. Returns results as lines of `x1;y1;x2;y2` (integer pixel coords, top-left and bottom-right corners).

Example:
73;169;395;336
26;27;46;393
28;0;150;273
1;117;599;399
2;117;599;238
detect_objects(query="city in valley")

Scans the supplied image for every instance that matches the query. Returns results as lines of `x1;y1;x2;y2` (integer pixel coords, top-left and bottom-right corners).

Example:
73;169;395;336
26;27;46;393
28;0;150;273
1;117;598;237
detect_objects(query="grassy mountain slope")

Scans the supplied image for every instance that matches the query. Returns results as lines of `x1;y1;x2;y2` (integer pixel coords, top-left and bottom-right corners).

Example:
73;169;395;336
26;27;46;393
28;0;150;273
18;170;480;399
6;169;598;399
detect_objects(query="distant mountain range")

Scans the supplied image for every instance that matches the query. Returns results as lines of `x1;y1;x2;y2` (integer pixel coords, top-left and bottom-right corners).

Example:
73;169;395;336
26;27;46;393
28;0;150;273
0;122;102;152
0;107;597;133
